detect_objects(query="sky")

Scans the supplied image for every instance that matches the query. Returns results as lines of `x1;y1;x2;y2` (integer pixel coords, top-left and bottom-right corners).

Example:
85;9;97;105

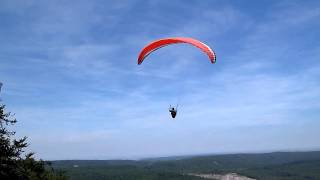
0;0;320;160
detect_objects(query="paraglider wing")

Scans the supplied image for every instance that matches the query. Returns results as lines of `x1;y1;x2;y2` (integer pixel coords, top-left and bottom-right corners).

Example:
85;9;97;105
137;37;216;65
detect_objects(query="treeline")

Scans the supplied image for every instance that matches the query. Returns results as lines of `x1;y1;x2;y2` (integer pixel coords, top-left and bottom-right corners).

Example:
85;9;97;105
239;160;320;180
146;151;320;172
52;151;320;180
56;165;204;180
0;104;68;180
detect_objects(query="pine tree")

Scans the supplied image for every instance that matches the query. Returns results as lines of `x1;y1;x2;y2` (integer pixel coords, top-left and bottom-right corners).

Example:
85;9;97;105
0;104;68;180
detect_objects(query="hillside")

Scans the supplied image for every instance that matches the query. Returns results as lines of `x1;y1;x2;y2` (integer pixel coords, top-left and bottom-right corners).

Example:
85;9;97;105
51;151;320;180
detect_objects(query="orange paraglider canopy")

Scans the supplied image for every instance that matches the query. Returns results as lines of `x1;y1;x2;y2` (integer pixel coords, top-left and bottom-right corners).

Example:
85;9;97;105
137;37;216;65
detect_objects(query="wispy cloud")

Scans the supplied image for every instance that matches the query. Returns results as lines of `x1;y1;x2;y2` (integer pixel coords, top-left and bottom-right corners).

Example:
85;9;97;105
1;0;320;159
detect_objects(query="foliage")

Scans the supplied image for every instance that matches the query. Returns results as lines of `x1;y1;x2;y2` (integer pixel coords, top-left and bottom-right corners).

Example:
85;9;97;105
51;165;204;180
52;152;320;180
0;104;68;180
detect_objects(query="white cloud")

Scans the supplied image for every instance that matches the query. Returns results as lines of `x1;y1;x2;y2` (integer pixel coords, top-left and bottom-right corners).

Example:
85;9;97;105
2;0;320;159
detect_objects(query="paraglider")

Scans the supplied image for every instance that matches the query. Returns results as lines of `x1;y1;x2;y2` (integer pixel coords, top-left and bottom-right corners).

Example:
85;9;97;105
169;105;178;118
137;37;216;118
137;37;216;65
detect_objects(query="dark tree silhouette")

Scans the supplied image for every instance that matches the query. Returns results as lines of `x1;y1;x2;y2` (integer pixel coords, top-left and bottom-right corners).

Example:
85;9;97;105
0;104;68;180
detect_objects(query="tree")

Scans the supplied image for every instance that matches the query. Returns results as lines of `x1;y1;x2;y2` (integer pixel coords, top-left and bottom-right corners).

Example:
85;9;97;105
0;104;68;180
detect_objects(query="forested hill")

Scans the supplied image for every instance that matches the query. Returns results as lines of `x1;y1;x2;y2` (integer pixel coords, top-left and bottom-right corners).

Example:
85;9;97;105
51;151;320;180
147;151;320;172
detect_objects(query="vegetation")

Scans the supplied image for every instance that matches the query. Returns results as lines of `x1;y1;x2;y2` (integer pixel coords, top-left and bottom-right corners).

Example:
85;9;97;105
0;104;68;180
239;160;320;180
51;151;320;180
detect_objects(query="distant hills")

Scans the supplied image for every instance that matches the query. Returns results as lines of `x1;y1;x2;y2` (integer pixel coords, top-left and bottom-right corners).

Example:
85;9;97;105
51;151;320;180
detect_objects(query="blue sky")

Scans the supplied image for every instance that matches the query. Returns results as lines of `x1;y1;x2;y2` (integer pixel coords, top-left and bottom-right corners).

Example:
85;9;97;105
0;0;320;160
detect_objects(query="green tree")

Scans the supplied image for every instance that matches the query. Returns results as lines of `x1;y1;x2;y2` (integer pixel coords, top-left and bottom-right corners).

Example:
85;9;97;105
0;104;68;180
